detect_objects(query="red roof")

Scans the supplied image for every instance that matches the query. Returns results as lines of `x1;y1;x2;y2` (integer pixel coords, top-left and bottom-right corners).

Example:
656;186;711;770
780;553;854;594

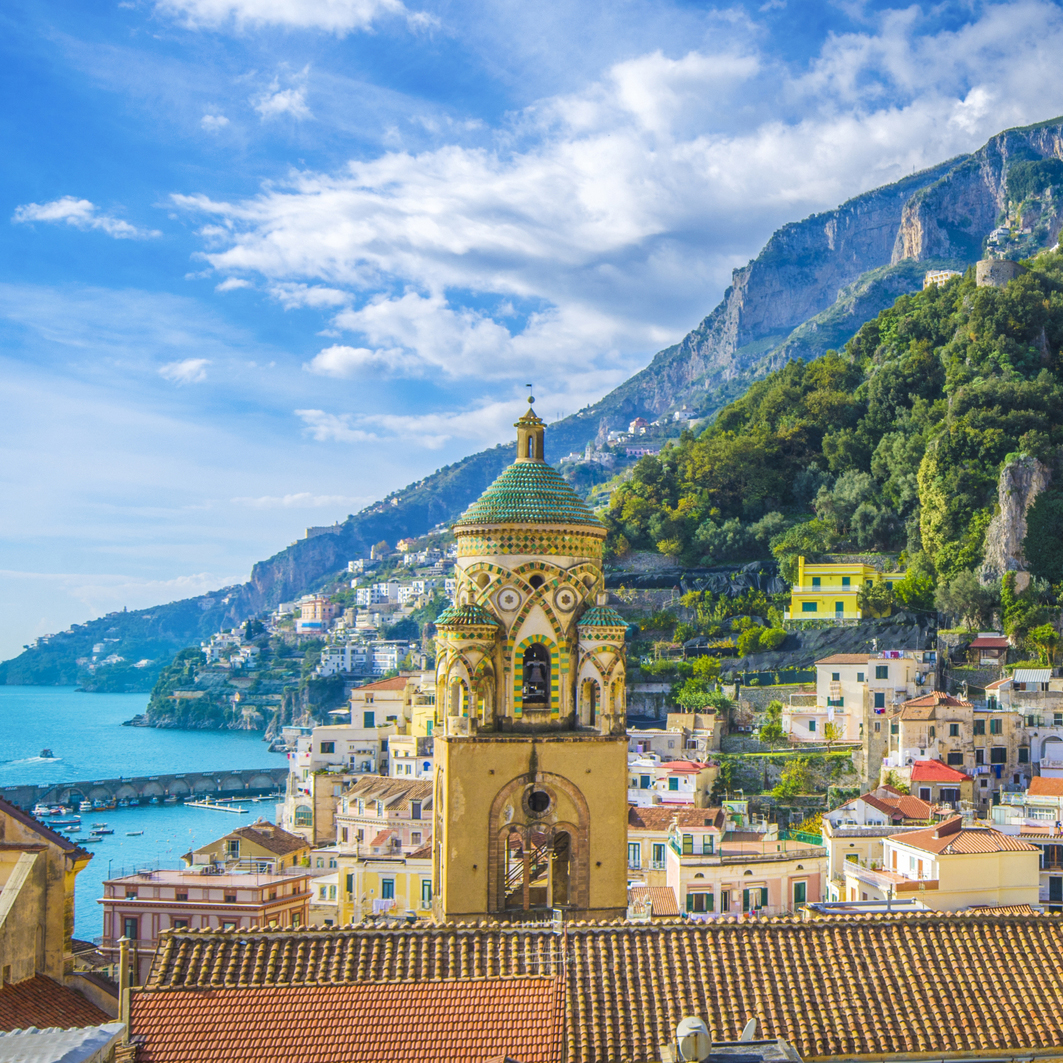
910;760;971;783
1029;778;1063;797
0;976;111;1032
895;817;1038;855
664;761;707;774
628;886;680;916
969;636;1009;648
131;979;563;1063
353;677;409;692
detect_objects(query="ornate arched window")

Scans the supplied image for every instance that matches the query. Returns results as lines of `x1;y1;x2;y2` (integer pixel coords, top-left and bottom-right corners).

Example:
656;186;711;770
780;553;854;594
521;644;550;709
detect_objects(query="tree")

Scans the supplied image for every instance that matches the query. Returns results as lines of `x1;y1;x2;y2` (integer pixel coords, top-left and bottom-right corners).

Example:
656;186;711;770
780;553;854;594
857;581;894;617
934;569;997;629
772;757;813;800
1027;622;1060;666
770;520;836;585
822;720;843;754
758;699;786;750
736;627;762;657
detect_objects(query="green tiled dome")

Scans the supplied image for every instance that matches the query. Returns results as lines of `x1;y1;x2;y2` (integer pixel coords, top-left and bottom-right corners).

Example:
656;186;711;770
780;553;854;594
435;604;499;627
454;462;605;530
577;606;627;628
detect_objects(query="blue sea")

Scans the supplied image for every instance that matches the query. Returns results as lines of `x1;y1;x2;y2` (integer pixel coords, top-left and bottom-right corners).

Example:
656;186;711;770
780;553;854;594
0;686;287;938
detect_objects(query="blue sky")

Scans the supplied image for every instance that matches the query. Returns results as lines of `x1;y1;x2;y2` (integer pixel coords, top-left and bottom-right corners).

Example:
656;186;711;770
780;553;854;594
3;0;1063;659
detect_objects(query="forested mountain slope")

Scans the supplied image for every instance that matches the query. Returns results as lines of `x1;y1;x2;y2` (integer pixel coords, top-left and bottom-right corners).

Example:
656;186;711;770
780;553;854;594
6;117;1063;684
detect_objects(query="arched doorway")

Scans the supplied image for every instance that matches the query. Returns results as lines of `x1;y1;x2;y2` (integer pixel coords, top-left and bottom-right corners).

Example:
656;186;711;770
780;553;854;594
521;644;550;710
579;678;599;727
503;823;572;911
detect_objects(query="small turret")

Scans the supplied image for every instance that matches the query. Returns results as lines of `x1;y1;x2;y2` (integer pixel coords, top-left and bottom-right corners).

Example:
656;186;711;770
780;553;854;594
514;394;545;462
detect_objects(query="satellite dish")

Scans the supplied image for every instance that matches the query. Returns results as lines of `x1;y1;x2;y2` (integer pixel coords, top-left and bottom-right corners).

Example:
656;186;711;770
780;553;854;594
740;1019;758;1042
676;1016;711;1062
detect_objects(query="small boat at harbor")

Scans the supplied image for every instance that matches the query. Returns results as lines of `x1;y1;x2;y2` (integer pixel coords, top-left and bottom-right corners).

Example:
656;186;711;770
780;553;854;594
62;825;82;833
126;831;144;836
92;822;108;828
78;800;92;812
39;748;56;758
79;836;101;843
91;828;114;835
48;817;80;827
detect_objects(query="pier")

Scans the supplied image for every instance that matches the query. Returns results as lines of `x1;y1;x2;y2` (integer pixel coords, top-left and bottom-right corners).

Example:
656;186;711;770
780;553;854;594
0;766;289;811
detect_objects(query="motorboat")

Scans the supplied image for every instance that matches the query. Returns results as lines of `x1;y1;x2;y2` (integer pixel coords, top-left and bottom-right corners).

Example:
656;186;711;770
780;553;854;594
126;831;144;836
49;817;80;827
79;836;101;843
39;749;56;758
91;827;114;835
92;822;108;828
164;795;178;804
62;825;82;833
79;800;93;812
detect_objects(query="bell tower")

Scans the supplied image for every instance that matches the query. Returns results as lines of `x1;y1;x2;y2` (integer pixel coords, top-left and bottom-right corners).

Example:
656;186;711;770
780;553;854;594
432;396;628;923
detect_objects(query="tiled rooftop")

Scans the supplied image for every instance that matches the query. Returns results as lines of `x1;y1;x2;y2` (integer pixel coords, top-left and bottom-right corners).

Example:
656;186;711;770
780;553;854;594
576;606;626;628
0;976;111;1033
627;885;680;916
627;806;724;831
131;979;562;1063
453;461;605;530
435;603;499;628
1029;777;1063;797
224;821;309;857
814;654;870;665
909;759;971;782
339;777;433;809
893;817;1039;855
137;914;1063;1061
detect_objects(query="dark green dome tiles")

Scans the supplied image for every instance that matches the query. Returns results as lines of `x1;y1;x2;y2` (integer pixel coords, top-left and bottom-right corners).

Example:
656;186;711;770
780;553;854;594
435;603;500;627
576;606;627;628
454;461;605;530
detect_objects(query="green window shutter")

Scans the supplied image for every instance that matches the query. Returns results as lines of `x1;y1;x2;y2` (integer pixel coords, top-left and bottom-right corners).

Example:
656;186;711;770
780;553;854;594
759;887;768;908
686;893;694;912
742;889;750;912
345;873;353;895
707;893;715;912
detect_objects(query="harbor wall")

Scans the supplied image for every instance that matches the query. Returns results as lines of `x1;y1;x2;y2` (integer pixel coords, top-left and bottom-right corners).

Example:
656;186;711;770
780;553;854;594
0;766;289;811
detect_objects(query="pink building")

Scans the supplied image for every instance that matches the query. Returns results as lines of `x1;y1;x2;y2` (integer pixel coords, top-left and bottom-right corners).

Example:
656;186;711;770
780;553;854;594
100;868;310;984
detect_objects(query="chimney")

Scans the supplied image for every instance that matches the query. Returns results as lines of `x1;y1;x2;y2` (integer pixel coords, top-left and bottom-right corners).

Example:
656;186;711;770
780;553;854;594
934;816;962;839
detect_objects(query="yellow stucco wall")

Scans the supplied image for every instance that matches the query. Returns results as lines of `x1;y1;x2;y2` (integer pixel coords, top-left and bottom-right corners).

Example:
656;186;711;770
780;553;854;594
789;556;904;619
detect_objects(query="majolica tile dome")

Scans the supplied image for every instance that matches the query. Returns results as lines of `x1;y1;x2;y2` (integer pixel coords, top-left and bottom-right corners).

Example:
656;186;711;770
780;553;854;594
452;397;607;559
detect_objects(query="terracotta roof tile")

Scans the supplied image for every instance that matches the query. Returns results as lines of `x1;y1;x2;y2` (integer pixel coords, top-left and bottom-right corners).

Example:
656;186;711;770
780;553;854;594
814;654;871;665
910;759;972;782
894;817;1039;855
341;777;433;808
628;886;680;916
1029;778;1063;797
224;821;308;857
138;916;1063;1061
970;636;1009;648
131;980;562;1063
0;976;111;1033
352;677;410;692
859;792;933;822
627;806;724;831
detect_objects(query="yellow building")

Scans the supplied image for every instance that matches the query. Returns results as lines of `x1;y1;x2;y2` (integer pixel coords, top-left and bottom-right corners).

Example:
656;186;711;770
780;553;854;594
181;820;311;872
786;556;904;621
337;844;432;923
843;816;1040;910
432;397;629;923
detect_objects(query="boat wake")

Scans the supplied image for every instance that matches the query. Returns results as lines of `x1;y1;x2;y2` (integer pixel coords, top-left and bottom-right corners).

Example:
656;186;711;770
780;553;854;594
1;755;63;767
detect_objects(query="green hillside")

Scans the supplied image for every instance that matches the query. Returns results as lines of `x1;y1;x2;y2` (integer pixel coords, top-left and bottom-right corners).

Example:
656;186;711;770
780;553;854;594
606;248;1063;646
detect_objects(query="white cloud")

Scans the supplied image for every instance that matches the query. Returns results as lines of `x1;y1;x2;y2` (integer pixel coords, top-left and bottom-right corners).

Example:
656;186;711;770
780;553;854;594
159;357;211;383
155;0;425;34
251;68;313;121
295;409;377;443
12;197;160;240
305;343;410;377
215;277;252;292
230;492;367;508
269;283;349;309
201;113;230;131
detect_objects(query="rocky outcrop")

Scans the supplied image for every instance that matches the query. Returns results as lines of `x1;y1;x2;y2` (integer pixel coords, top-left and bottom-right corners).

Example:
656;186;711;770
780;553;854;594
980;456;1051;586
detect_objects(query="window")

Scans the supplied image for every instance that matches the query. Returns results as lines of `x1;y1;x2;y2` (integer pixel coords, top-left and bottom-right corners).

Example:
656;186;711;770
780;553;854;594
411;800;422;820
890;722;898;735
652;843;666;869
173;919;188;929
874;693;885;709
919;788;931;801
1055;713;1063;727
668;777;679;791
949;724;959;737
835;601;844;613
640;775;651;789
990;747;1007;764
411;832;422;845
320;742;335;754
808;720;816;732
125;889;138;899
874;722;880;732
940;788;960;804
793;881;807;906
947;752;964;766
123;917;138;941
975;749;985;765
832;672;840;682
341;828;349;843
811;577;821;587
294;805;312;827
291;912;300;928
928;726;935;739
857;672;864;682
381;879;395;900
176;892;188;902
628;843;642;868
1019;746;1030;763
974;720;985;736
224;893;237;903
363;711;375;728
421;880;432;909
845;853;859;864
682;834;694;855
222;921;236;931
376;801;384;815
842;576;850;586
876;666;888;680
990;718;1003;735
357;800;365;815
687;892;714;913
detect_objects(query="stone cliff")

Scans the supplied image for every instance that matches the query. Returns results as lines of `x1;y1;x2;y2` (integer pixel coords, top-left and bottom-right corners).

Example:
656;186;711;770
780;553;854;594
980;456;1052;588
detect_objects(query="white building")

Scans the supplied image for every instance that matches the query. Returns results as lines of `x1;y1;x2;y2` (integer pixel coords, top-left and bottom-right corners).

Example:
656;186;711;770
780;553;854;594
316;643;371;677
